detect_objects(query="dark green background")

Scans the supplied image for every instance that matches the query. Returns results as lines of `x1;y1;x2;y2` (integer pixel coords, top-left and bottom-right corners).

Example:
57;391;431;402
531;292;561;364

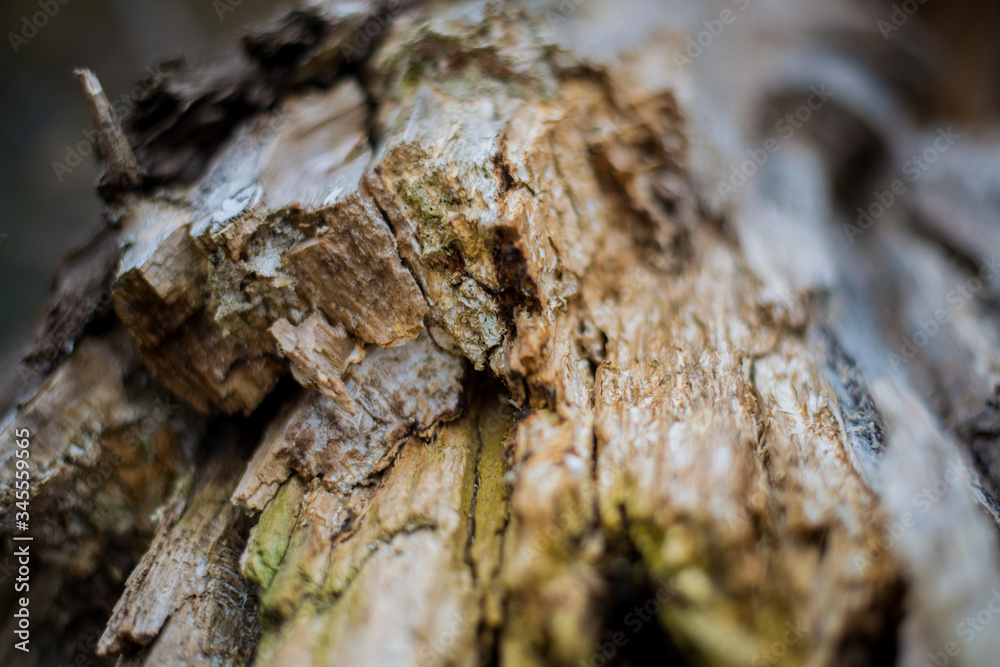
0;0;280;349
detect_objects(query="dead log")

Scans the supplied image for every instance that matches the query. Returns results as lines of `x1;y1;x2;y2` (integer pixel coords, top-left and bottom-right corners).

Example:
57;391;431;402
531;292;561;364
3;1;1000;666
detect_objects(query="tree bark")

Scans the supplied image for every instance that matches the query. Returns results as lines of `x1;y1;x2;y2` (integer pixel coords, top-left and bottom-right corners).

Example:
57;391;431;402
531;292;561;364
4;1;1000;666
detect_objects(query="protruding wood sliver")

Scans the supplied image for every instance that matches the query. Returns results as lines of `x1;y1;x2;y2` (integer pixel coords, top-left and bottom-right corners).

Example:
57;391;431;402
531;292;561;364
74;67;144;199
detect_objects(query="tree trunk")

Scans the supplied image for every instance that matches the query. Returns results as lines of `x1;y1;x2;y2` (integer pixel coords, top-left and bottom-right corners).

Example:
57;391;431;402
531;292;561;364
4;1;1000;666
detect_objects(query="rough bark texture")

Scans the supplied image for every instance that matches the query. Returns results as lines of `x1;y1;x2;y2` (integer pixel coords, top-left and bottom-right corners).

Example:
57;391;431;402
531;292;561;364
4;1;1000;666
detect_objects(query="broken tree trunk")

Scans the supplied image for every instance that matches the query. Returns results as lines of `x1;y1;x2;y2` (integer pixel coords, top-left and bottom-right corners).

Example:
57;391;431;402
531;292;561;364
4;1;1000;666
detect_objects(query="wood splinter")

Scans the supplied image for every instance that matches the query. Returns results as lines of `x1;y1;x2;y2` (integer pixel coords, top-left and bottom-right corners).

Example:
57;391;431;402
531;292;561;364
74;67;145;200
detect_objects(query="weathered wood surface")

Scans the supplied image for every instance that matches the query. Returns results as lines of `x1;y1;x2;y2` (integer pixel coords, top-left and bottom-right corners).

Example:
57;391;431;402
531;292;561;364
3;1;1000;666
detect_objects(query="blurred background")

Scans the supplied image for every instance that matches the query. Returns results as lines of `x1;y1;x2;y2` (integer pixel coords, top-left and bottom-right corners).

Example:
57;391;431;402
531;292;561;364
0;0;283;349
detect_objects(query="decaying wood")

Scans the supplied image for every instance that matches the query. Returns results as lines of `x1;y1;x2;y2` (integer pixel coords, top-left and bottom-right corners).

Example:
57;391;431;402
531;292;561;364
99;435;260;666
0;326;204;666
4;1;1000;666
74;68;145;200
